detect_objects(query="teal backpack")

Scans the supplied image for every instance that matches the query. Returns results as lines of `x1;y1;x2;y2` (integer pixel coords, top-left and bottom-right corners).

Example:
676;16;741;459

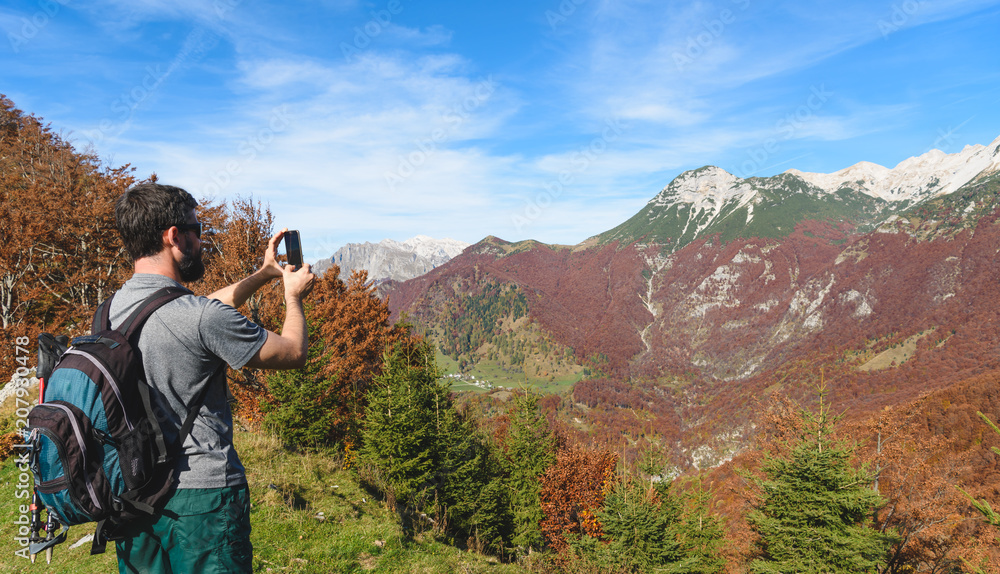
25;286;210;556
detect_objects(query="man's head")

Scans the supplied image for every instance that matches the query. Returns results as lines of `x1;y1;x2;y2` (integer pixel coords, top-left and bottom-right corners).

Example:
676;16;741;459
116;183;205;282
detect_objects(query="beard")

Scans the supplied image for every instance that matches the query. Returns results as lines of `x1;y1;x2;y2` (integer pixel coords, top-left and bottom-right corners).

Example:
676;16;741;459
178;245;205;283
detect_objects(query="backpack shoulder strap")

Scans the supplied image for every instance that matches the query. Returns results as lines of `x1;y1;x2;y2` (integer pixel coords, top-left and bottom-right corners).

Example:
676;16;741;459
92;296;113;335
92;286;192;336
175;363;223;454
92;286;193;338
92;285;217;451
90;286;195;470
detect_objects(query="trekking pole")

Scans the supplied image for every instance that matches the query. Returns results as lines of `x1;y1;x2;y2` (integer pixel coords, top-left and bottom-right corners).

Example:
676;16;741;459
29;490;43;564
44;510;61;564
32;333;53;564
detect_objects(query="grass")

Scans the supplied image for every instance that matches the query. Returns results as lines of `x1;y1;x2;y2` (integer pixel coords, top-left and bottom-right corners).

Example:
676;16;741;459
434;347;583;396
857;329;936;372
0;425;528;573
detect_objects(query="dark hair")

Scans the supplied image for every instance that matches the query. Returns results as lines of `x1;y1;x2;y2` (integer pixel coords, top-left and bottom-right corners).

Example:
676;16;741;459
115;183;198;260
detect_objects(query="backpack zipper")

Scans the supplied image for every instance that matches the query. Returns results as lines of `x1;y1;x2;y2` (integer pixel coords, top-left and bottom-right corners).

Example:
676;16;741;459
64;349;135;431
40;403;104;513
33;427;72;494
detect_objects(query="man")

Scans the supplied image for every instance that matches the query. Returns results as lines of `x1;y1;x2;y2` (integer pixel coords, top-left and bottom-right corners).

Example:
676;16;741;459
111;183;315;573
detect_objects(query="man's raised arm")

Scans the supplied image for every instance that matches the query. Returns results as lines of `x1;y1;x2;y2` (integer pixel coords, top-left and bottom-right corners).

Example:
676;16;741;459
244;261;315;370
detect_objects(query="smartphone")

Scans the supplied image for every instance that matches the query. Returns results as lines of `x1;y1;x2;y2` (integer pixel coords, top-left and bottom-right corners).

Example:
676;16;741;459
283;230;302;270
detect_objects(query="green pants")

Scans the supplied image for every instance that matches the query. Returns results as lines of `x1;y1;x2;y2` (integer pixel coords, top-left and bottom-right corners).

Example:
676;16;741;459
116;484;252;574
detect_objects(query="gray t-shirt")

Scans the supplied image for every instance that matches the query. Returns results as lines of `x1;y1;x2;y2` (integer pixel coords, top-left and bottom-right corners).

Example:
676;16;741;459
108;273;268;489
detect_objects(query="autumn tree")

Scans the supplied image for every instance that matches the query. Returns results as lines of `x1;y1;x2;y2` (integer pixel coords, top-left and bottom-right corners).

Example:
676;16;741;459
263;266;409;446
860;403;968;573
1;95;136;372
307;267;409;444
195;195;282;331
539;448;618;552
955;411;1000;574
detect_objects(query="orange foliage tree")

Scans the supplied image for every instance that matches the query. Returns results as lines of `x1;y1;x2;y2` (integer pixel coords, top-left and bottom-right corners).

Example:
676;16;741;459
196;196;282;331
857;403;970;573
262;265;412;446
309;267;411;443
1;95;136;373
539;448;618;551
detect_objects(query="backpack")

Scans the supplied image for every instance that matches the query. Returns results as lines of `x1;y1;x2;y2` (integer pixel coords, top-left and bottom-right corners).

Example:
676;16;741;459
24;286;212;555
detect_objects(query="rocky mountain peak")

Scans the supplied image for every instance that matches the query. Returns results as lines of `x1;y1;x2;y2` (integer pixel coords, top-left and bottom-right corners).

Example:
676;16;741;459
314;235;470;282
787;134;1000;203
652;166;751;209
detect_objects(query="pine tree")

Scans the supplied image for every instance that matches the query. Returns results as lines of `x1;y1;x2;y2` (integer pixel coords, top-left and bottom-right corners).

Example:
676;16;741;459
502;390;557;553
262;342;337;450
672;474;726;574
358;341;513;553
746;386;898;573
359;341;446;507
596;475;684;571
434;405;513;553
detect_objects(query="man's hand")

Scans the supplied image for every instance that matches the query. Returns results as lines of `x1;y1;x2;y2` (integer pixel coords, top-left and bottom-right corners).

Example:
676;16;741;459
283;262;315;302
261;229;288;280
208;228;302;308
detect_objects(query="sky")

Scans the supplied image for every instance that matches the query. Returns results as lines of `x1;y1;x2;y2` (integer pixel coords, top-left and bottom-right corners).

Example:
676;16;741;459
3;0;1000;262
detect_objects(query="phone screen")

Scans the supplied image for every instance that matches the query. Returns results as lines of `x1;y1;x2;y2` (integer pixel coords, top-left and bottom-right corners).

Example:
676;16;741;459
283;230;302;270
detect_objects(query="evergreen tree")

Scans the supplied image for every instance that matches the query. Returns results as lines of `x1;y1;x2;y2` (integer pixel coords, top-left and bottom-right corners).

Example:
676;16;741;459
262;355;337;450
595;475;684;572
746;387;897;573
672;474;726;574
502;390;557;552
358;341;513;553
263;318;337;450
434;405;513;553
262;269;409;446
359;341;446;507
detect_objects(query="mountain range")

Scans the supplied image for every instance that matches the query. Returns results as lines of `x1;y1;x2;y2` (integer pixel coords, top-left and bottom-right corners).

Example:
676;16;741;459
595;137;1000;249
313;235;469;282
384;133;1000;469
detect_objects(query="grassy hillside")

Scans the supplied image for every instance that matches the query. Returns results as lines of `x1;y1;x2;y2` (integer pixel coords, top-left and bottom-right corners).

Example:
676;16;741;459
0;429;526;573
420;282;587;392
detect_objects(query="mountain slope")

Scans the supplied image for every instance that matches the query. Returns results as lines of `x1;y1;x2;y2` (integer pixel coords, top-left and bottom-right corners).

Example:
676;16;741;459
386;134;1000;468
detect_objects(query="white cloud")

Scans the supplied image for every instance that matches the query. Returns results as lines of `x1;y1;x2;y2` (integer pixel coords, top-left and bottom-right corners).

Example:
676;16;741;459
6;0;999;254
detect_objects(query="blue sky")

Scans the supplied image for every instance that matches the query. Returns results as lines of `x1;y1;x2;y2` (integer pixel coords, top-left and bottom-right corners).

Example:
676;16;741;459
3;0;1000;261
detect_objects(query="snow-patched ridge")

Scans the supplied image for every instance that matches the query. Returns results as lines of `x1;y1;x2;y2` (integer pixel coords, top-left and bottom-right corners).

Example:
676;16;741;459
315;235;470;282
646;166;759;239
649;166;752;209
787;134;1000;202
397;235;469;261
639;135;1000;240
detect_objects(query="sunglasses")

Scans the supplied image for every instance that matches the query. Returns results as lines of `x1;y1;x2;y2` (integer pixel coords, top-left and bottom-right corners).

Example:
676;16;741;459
172;222;202;238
